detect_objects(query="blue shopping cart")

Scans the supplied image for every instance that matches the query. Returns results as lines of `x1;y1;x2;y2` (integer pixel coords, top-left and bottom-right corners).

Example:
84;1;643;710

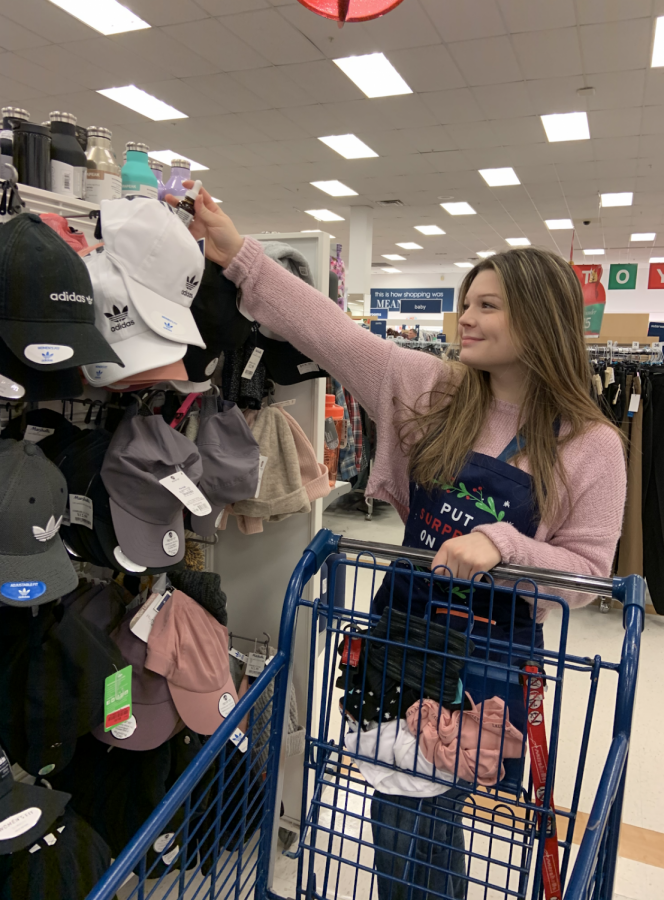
86;529;644;900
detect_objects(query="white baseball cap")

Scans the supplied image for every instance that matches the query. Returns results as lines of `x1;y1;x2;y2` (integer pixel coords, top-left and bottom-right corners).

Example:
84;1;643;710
81;246;186;388
100;198;206;349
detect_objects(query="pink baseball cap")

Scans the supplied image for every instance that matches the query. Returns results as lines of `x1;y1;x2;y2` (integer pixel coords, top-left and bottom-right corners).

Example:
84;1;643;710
145;590;238;734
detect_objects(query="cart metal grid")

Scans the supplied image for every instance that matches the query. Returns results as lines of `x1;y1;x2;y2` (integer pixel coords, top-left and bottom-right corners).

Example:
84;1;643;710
85;529;644;900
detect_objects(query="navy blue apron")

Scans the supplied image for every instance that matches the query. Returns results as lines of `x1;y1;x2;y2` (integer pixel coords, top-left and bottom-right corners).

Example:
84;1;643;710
372;435;544;651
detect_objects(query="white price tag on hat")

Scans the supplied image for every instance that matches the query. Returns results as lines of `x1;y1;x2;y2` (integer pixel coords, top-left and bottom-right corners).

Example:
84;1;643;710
254;455;268;499
159;471;212;516
24;425;55;443
246;653;265;678
241;347;264;380
229;728;248;753
69;494;94;530
130;590;172;643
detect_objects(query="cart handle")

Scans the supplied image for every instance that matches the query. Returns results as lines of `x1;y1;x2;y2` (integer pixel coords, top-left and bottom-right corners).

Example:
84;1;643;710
305;530;645;611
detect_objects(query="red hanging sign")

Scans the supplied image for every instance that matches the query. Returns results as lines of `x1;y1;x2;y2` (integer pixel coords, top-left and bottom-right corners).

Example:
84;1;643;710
296;0;405;23
648;262;664;289
572;264;606;337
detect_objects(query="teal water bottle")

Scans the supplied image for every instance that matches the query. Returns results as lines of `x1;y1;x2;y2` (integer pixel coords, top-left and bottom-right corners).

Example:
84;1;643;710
121;141;158;199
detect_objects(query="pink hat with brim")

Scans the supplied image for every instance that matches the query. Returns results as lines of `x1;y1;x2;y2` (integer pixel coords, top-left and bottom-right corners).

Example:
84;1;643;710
145;590;238;735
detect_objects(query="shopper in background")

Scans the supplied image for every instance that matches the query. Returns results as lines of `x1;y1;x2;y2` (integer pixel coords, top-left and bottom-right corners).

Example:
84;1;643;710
167;182;627;898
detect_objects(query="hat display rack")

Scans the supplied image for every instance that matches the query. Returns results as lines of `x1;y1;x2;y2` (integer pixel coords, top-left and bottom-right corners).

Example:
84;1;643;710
0;177;330;837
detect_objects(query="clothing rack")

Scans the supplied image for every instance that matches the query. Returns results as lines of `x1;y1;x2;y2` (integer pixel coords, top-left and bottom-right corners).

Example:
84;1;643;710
587;342;663;364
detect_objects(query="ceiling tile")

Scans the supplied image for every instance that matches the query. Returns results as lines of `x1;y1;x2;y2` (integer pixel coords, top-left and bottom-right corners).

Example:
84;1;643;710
0;14;49;51
183;73;269;112
370;96;439;130
278;102;348;137
576;0;652;24
137;78;227;117
448;37;522;86
236;108;312;140
277;60;363;104
353;0;443;52
588;107;642;138
16;45;115;89
320;99;393;132
446;121;498;149
525;75;587;114
642;105;664;135
512;28;582;79
592;135;640;160
587;70;646;109
213;143;271;166
161;18;268;71
492;115;545;145
0;0;96;42
420;88;486;124
222;9;325;65
232;66;315;108
579;19;652;73
59;37;173;83
498;0;577;31
422;150;474;173
398;126;457;154
122;0;208;26
277;4;377;58
420;0;505;42
0;52;81;95
643;70;664;107
198;0;269;12
201;112;275;143
473;82;535;119
596;158;638;178
388;45;465;94
0;72;46;103
111;30;222;79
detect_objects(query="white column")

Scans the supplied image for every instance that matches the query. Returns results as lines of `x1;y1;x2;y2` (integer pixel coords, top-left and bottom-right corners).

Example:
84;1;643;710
347;206;374;315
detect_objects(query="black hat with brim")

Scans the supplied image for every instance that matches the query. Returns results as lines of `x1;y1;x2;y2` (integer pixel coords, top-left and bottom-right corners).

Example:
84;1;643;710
0;337;83;402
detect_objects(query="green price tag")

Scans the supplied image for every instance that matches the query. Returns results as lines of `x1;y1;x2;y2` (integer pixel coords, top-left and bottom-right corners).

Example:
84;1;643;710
104;665;132;732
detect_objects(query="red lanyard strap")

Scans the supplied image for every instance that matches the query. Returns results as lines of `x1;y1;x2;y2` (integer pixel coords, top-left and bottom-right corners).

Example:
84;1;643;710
170;392;202;429
522;663;561;900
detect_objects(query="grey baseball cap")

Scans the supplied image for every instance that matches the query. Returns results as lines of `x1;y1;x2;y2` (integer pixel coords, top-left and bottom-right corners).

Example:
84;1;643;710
190;397;260;537
101;405;203;569
0;440;78;607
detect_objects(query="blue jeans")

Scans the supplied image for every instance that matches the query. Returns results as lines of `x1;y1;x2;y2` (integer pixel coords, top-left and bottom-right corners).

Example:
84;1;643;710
370;789;468;900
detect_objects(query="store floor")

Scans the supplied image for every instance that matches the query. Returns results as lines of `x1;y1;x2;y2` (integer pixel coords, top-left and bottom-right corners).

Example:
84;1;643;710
118;500;663;900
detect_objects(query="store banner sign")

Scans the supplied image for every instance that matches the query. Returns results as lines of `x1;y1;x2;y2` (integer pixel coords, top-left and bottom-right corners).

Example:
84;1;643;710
370;288;454;314
608;263;637;290
648;263;664;289
648;321;664;338
370;320;387;339
572;264;606;337
369;308;388;319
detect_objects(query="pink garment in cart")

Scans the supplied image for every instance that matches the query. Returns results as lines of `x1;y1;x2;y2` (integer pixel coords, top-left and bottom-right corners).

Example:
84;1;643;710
406;694;524;786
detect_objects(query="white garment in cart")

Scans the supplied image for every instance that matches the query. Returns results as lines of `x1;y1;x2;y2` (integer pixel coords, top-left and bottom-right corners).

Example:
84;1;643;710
344;719;453;798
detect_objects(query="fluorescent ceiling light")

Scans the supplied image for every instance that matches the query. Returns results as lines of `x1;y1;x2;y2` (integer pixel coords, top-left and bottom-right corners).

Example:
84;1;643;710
600;192;633;207
396;242;423;250
650;257;664;262
318;134;378;159
652;17;664;66
148;149;208;170
583;248;605;255
97;86;187;121
48;0;149;34
631;233;656;241
477;251;496;258
310;180;357;197
546;218;574;230
414;225;445;235
455;262;473;268
479;167;520;187
211;197;222;203
506;237;531;246
302;229;336;237
333;52;412;99
382;254;406;260
441;202;476;215
305;209;345;222
541;111;590;142
381;267;401;273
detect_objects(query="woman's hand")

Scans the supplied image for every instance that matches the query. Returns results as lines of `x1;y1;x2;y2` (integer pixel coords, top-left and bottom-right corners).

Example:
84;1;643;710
431;532;501;581
164;180;244;268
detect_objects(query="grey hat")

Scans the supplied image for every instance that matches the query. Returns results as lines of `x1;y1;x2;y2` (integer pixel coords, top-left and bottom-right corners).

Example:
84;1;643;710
260;241;315;286
0;440;77;607
101;405;203;570
190;397;260;537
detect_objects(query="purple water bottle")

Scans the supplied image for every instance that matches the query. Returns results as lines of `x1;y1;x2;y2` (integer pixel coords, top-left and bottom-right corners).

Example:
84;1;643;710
163;158;191;201
149;158;165;200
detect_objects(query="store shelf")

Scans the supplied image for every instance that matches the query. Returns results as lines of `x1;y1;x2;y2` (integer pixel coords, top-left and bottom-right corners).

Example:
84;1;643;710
323;480;352;510
18;183;99;216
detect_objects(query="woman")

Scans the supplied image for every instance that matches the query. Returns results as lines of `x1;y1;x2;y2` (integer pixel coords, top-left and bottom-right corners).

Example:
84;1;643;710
169;185;626;898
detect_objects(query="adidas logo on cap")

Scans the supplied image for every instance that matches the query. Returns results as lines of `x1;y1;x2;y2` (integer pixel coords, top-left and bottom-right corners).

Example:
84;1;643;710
103;305;135;333
181;274;199;299
50;292;94;304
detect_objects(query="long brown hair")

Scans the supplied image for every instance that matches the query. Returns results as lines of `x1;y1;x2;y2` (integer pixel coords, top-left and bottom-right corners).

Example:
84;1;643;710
399;247;621;523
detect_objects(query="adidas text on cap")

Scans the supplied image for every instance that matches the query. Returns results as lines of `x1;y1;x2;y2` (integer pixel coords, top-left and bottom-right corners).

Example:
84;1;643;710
100;198;206;349
0;214;122;371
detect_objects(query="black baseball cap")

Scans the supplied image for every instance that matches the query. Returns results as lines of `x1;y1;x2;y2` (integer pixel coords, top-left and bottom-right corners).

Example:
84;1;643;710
182;259;251;383
0;441;78;608
257;329;327;385
1;409;81;462
0;743;70;854
0;336;84;402
0;213;122;372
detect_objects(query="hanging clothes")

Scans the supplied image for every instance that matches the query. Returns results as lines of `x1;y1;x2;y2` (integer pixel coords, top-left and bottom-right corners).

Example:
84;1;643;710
328;377;357;482
617;374;643;577
344;388;363;473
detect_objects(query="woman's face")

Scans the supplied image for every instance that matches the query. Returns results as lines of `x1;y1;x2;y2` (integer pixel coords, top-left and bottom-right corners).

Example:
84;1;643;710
457;269;520;372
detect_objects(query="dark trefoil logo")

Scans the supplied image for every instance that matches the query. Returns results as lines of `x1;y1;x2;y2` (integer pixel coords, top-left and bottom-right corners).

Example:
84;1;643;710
104;305;135;333
181;275;199;299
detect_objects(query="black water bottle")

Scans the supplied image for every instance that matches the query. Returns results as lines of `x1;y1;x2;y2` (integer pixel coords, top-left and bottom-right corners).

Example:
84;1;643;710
49;110;87;199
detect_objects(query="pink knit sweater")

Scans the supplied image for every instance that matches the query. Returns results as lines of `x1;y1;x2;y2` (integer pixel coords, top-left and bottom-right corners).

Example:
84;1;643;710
226;238;627;616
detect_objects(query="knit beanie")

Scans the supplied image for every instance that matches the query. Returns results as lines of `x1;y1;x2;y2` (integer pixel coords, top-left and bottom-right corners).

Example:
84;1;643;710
168;570;228;627
261;241;315;286
276;407;330;502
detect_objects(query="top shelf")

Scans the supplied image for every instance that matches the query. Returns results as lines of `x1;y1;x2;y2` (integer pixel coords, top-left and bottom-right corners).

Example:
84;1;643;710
17;183;99;217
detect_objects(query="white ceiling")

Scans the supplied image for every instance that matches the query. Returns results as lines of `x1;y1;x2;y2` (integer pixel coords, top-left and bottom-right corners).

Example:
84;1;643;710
5;0;664;272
